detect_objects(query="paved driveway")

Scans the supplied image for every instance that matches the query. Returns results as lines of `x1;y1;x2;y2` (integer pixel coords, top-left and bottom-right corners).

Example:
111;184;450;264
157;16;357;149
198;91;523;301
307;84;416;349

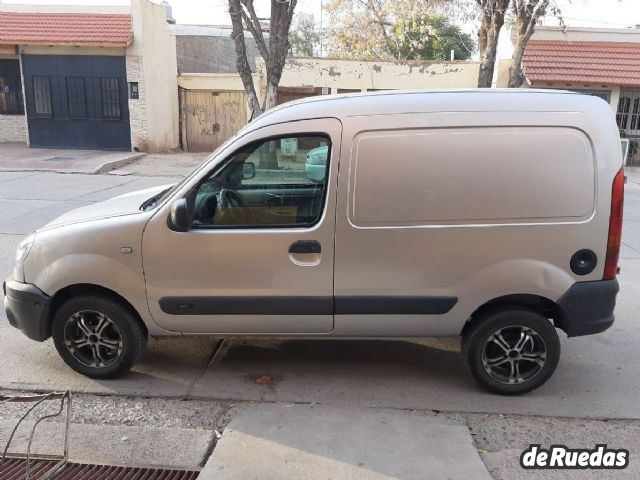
1;167;640;419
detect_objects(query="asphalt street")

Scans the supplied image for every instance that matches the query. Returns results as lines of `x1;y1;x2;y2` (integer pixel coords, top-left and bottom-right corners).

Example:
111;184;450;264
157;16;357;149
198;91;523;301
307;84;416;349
1;167;640;420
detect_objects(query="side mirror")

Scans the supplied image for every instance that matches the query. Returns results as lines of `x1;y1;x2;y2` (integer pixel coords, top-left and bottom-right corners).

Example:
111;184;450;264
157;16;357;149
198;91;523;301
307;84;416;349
170;198;190;232
243;161;256;180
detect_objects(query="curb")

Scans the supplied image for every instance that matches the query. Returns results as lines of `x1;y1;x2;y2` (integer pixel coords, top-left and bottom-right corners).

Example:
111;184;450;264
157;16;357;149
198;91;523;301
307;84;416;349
95;152;146;174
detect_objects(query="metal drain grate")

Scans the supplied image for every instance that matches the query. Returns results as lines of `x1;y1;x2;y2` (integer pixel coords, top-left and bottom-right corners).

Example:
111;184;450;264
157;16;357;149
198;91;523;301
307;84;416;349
0;457;59;479
2;393;199;480
0;458;200;480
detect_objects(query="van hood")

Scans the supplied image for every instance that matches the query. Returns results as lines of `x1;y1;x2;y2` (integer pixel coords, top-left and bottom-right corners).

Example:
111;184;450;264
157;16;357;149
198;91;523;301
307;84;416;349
41;184;173;230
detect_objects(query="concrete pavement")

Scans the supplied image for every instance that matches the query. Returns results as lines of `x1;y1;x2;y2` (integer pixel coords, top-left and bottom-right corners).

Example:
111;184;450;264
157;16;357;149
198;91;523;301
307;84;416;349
199;404;492;480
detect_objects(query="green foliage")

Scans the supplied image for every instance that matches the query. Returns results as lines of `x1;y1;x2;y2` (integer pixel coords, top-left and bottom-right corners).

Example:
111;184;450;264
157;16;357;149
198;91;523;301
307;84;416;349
289;13;322;57
388;13;476;61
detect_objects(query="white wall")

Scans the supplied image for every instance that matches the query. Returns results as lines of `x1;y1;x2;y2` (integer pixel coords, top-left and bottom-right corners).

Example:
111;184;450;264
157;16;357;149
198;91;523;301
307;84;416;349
274;57;482;91
531;26;640;43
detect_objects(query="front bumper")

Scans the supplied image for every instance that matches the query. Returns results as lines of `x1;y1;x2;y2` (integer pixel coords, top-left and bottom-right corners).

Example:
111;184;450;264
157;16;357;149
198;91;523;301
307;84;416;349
557;279;619;337
3;278;51;342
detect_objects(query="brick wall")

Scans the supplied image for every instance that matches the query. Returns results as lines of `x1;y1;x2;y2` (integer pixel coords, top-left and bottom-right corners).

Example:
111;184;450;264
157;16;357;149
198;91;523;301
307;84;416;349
0;114;27;143
126;55;147;151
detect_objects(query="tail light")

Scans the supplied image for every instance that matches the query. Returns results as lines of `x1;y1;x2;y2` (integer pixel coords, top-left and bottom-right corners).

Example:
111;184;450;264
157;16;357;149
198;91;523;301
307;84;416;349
603;168;625;280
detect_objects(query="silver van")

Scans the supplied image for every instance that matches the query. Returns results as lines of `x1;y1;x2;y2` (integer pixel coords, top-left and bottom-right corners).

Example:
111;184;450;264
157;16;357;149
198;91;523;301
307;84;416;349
4;90;624;395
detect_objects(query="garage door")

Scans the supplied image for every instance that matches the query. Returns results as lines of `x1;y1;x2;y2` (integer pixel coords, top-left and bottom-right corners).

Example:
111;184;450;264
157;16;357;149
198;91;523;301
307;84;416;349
22;55;131;151
181;90;247;152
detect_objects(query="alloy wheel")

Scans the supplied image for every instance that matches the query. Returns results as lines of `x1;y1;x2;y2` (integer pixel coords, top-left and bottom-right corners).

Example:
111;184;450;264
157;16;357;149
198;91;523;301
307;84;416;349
63;310;124;368
481;325;547;385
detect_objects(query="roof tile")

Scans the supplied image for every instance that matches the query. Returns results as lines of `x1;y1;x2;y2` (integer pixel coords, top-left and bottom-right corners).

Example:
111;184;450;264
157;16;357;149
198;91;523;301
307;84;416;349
523;40;640;87
0;12;132;46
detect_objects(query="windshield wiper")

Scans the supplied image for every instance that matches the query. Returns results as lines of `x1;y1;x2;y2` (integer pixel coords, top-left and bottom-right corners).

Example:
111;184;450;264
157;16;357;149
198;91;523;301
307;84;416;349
140;188;171;211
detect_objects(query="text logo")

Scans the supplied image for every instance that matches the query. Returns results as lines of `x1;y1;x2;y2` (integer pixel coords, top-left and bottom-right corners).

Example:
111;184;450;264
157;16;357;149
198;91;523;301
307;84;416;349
520;444;629;469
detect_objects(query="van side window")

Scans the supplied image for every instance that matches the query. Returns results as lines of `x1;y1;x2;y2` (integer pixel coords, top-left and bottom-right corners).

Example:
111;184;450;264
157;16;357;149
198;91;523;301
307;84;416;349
191;135;331;228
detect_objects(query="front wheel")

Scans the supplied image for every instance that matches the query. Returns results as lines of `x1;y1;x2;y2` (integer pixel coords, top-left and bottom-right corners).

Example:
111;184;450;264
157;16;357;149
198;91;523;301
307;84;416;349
462;307;560;395
52;295;146;379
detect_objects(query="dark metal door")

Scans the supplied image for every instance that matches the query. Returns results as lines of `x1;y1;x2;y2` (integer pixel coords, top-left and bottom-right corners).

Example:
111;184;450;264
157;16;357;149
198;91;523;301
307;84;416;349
22;55;131;151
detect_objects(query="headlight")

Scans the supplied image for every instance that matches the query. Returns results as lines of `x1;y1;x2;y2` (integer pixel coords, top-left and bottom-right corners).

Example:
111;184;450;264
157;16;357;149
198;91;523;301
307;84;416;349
15;233;35;264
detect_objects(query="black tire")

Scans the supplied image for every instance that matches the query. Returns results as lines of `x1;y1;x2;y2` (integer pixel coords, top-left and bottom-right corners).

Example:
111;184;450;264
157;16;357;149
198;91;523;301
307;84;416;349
52;295;146;379
462;306;560;395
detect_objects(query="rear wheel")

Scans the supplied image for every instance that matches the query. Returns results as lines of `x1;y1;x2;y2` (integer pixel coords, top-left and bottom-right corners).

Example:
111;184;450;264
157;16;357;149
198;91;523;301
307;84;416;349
462;307;560;395
52;295;146;379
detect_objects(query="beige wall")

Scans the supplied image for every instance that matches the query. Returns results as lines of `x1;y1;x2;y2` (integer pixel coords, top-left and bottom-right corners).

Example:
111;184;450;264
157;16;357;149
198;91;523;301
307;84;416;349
494;59;511;88
178;57;509;124
128;0;179;152
178;73;260;93
272;57;481;91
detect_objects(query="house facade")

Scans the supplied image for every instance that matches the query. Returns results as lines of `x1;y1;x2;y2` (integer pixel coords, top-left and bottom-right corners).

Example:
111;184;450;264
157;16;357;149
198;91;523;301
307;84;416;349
0;0;179;152
522;26;640;163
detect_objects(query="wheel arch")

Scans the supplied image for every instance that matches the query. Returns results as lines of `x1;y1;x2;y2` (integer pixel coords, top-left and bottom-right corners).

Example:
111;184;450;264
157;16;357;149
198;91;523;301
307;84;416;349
461;294;566;338
46;283;148;340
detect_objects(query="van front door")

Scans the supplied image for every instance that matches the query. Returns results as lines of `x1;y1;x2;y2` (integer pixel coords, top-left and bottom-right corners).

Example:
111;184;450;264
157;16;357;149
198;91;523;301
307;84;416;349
142;119;341;334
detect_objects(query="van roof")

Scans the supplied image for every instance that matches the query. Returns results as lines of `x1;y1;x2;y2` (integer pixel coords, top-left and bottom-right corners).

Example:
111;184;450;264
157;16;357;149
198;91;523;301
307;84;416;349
250;88;608;129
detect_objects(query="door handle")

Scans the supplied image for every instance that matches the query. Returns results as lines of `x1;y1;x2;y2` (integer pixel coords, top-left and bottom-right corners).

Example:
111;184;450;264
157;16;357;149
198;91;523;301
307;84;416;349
289;240;321;254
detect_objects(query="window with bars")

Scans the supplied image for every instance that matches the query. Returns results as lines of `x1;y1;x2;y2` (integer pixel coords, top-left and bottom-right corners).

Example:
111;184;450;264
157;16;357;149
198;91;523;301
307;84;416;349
569;89;611;103
0;59;24;115
32;76;52;118
101;77;121;119
66;77;87;120
617;90;640;136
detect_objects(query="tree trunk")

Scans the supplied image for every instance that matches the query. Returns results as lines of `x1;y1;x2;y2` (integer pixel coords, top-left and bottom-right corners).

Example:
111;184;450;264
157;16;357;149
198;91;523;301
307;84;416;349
508;19;532;88
229;0;297;121
476;0;509;88
229;0;263;120
264;81;279;111
477;27;500;87
508;1;548;88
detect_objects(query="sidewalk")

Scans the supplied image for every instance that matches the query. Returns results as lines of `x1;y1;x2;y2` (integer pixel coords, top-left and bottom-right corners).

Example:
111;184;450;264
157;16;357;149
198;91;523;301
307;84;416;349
0;420;214;469
199;403;492;480
0;142;144;174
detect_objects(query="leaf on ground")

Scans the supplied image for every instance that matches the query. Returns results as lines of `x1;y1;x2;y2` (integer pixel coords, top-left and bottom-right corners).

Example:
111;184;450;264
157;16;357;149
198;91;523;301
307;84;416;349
255;375;273;385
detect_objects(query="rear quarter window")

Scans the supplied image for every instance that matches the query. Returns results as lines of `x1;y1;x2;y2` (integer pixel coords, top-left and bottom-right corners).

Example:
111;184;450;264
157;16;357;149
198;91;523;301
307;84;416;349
349;127;595;227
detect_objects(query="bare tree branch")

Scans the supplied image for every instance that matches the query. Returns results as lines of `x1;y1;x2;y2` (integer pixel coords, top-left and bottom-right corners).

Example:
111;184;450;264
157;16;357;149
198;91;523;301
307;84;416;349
228;0;263;118
229;0;298;119
508;0;553;88
239;0;270;62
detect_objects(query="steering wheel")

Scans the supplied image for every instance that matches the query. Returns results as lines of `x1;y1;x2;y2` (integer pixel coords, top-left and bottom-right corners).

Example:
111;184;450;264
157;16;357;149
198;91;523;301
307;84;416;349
219;189;243;209
217;189;256;224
